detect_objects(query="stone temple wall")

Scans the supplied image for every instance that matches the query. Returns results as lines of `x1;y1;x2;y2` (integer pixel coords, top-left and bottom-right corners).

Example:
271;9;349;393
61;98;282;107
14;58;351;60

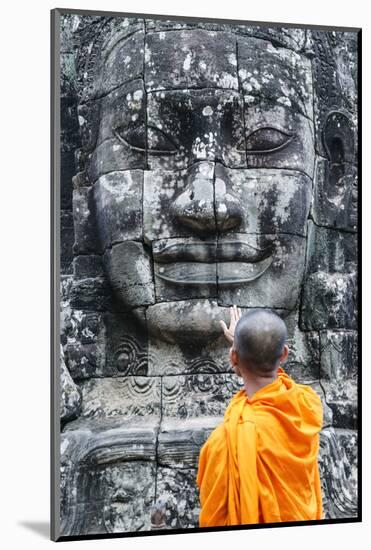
58;13;358;536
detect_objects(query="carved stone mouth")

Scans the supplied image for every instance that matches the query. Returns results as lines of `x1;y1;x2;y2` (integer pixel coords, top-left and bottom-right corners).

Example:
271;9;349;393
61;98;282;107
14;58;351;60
153;240;273;263
156;257;273;285
153;240;274;285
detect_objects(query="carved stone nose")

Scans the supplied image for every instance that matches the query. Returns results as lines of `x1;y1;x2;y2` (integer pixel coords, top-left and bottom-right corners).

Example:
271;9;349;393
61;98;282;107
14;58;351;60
172;161;243;236
215;164;243;233
172;161;216;235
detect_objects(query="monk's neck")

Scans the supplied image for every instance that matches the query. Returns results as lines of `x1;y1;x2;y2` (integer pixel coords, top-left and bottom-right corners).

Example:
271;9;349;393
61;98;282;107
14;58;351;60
241;369;279;399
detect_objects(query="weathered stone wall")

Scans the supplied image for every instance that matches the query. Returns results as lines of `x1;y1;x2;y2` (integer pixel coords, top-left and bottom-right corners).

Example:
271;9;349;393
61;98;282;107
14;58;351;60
59;14;358;536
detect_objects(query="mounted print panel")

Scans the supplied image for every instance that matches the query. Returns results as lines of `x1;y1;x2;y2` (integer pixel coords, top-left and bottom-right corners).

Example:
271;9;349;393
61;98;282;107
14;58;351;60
52;8;360;542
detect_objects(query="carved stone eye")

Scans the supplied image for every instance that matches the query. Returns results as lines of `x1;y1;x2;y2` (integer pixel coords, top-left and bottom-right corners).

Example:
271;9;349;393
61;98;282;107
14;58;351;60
113;124;146;151
241;127;294;154
148;125;178;155
113;124;178;155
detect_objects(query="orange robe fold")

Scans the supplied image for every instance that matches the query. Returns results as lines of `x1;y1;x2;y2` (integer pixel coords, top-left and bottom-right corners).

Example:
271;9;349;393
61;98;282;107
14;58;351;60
196;367;323;526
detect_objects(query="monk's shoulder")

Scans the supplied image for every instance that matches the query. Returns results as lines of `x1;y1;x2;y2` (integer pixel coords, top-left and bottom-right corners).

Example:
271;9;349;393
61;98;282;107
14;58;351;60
201;422;227;456
296;382;322;403
295;383;323;421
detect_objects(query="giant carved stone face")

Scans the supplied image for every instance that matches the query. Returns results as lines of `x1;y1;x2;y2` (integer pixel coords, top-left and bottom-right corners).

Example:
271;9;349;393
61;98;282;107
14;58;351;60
78;29;315;345
61;18;358;535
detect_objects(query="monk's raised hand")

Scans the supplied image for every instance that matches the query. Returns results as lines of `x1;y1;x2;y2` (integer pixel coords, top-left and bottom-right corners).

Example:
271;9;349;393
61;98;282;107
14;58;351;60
220;304;242;344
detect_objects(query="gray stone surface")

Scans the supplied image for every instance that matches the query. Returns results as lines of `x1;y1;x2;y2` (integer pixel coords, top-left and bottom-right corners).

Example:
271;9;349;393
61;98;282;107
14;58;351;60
309;31;358;159
72;185;101;255
312;156;357;232
161;373;243;418
158;416;221;468
77;376;161;420
94;171;143;249
60;345;82;424
300;221;357;330
217;233;307;310
145;30;238;91
60;416;158;535
58;14;359;536
104;242;155;309
63;309;148;379
237;36;313;119
304;220;357;276
156;468;200;529
320;330;358;430
146;89;246;171
301;271;357;330
319;428;358;519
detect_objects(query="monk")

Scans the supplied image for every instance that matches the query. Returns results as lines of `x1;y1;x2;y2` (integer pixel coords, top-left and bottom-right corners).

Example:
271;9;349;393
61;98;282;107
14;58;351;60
196;306;323;526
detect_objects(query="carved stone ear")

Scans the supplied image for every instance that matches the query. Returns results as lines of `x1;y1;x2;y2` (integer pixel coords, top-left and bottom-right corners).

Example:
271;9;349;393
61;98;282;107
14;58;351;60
322;111;354;164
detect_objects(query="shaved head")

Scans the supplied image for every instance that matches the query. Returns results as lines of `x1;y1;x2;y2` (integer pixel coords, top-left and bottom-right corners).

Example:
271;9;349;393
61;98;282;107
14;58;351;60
233;309;288;374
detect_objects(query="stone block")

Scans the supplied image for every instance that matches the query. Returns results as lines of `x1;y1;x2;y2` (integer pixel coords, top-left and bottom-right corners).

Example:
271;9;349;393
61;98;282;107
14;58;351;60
145;298;238;351
145;29;238;92
320;330;358;380
103;241;155;309
61;150;77;209
60;416;158;535
94;171;143;249
312;157;357;232
148;330;230;376
72;255;104;279
158;416;221;468
237;36;313;120
300;271;357;330
61;210;74;275
161;373;243;419
60;346;82;423
77;376;161;420
320;379;357;429
319;428;358;519
88;136;146;183
65;341;105;380
310;31;358;158
72;185;101;254
63;308;148;379
74;18;144;102
304;220;357;276
69;277;111;311
233;25;306;52
100;31;145;96
282;310;320;382
155;468;200;529
104;310;148;376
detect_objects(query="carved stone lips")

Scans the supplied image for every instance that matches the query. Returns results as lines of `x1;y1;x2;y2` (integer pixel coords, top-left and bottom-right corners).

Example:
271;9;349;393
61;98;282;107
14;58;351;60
152;240;274;285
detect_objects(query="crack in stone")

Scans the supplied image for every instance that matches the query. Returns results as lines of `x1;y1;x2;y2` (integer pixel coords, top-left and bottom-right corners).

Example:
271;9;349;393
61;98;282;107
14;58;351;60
308;216;357;235
79;74;146;106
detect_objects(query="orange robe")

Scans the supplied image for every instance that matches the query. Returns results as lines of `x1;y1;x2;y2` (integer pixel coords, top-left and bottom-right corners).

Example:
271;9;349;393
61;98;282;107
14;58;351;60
196;367;323;526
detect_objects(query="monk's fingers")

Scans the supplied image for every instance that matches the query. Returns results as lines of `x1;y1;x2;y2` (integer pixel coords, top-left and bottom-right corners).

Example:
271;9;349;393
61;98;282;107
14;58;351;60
220;320;228;334
238;307;242;319
220;321;234;343
233;304;239;323
233;304;238;324
229;306;235;325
